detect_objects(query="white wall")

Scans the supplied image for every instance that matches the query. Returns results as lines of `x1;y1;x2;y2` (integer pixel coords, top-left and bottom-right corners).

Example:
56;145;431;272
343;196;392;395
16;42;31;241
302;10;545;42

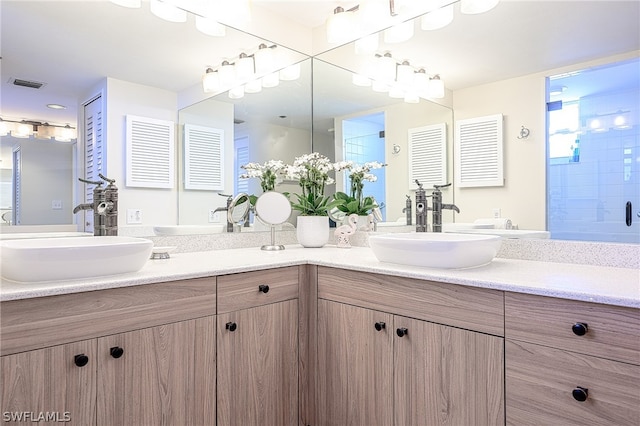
103;78;179;229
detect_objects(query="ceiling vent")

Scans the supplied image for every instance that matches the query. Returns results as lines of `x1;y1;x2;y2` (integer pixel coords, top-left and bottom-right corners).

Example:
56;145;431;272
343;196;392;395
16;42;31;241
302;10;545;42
11;78;45;89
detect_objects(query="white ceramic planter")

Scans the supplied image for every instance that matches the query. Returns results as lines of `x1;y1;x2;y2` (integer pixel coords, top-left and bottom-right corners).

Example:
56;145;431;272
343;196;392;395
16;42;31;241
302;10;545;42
296;216;330;248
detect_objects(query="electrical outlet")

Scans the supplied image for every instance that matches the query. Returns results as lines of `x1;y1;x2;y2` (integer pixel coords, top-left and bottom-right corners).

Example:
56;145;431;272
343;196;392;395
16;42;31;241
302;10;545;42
51;200;62;210
208;210;221;223
492;208;501;218
127;209;143;224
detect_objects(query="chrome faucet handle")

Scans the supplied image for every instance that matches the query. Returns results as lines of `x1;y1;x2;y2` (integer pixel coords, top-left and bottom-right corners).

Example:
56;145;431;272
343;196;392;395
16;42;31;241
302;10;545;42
98;173;115;184
433;183;452;190
79;177;103;186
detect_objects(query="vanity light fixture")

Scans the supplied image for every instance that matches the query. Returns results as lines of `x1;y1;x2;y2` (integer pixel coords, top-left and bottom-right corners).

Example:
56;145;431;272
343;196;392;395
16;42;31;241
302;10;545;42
0;118;77;141
354;33;379;55
149;0;187;23
55;124;76;142
244;79;263;94
279;63;301;81
195;15;226;37
228;85;245;99
421;4;454;30
254;44;276;75
428;75;445;99
202;68;220;93
326;6;355;44
375;52;397;83
396;61;414;85
235;53;255;80
383;19;414;43
13;122;33;139
414;68;429;90
261;72;280;88
218;60;236;86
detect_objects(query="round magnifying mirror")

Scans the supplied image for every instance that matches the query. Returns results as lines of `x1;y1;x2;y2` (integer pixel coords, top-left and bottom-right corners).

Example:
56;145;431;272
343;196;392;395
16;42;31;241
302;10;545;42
255;192;291;225
227;193;250;227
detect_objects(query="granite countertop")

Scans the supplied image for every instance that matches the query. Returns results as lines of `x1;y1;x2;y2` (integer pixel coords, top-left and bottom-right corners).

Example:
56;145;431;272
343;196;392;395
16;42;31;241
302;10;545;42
1;245;639;308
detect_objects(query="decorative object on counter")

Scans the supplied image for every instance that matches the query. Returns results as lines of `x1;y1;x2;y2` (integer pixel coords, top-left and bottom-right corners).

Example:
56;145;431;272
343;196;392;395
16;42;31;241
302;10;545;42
335;214;359;248
284;152;336;216
254;191;291;251
227;193;251;232
296;215;330;248
150;246;176;259
331;161;386;220
239;160;285;192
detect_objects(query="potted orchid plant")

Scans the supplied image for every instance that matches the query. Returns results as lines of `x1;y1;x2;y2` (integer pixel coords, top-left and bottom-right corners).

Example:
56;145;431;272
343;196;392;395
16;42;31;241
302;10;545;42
332;160;386;217
239;160;285;193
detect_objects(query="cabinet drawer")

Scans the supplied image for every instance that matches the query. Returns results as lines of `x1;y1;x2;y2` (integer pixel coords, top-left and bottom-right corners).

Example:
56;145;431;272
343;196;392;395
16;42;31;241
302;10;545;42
217;266;299;313
506;339;640;426
505;292;640;365
317;266;504;336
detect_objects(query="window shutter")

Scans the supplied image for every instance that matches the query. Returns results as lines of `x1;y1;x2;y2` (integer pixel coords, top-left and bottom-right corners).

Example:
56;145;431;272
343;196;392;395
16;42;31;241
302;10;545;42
184;124;224;191
83;94;104;232
455;114;504;187
126;115;175;188
408;123;447;189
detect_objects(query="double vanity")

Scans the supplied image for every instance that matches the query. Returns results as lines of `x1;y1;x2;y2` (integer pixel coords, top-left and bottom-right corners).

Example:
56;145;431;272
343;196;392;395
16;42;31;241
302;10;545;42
1;237;638;425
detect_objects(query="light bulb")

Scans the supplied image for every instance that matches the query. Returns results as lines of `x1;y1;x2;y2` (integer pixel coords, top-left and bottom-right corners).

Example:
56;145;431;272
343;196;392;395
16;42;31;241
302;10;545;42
196;16;226;37
421;4;454;30
202;68;220;93
326;7;355;44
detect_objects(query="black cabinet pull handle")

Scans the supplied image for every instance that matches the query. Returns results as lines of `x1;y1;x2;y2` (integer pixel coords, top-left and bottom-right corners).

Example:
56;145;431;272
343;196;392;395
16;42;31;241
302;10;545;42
226;322;237;332
572;386;589;402
258;284;270;293
626;201;632;226
374;322;386;331
572;322;589;336
74;354;89;367
396;327;408;337
110;346;124;359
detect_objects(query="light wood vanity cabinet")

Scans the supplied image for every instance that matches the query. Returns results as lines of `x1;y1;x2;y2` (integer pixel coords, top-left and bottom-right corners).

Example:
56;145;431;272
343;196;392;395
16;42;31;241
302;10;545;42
316;266;505;426
1;278;217;425
505;292;640;425
216;267;299;426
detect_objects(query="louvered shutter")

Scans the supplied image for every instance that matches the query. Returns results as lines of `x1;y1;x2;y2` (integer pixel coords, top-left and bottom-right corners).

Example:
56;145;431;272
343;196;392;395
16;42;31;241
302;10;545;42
455;114;504;187
83;95;104;232
235;145;249;194
184;124;224;191
408;123;447;189
12;148;21;225
126;115;175;188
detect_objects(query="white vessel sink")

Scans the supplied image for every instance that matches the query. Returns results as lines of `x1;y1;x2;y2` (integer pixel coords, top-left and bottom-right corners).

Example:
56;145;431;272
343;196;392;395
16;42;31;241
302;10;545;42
0;236;153;282
451;229;551;239
153;224;224;235
369;232;502;269
0;232;93;240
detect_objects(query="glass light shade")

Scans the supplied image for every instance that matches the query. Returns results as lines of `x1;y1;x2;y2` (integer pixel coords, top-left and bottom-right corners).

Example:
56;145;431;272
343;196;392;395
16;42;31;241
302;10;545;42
254;45;275;75
414;70;429;90
357;0;388;33
396;62;414;85
388;86;405;99
262;72;280;88
244;79;263;93
354;33;379;55
12;123;32;138
421;4;454;30
428;77;445;98
218;61;235;86
279;63;301;81
326;8;355;44
55;126;76;142
236;54;255;80
371;81;389;92
109;0;141;8
461;0;500;14
150;0;187;22
195;16;226;36
352;74;372;87
228;86;245;99
404;92;420;103
202;70;220;93
35;125;56;140
375;54;397;83
0;121;10;136
384;20;414;44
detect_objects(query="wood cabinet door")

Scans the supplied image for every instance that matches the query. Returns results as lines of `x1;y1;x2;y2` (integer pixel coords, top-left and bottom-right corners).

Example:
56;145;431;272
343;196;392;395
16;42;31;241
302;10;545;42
1;339;96;425
316;299;393;426
217;299;298;426
97;316;216;426
394;316;504;426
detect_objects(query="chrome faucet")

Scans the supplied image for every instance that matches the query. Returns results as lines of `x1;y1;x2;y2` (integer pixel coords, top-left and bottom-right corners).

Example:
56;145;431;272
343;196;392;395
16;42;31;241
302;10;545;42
73;174;118;236
402;195;412;226
214;193;234;232
414;180;428;232
428;183;460;232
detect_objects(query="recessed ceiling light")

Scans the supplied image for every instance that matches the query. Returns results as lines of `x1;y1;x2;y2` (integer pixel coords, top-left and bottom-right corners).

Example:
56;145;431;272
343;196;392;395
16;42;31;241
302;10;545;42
46;103;66;110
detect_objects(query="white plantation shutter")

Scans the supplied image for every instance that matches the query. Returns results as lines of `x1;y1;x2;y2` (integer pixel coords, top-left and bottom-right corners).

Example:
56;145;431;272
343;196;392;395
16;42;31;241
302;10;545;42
184;124;224;191
126;115;175;188
455;114;504;187
83;94;104;232
408;123;447;190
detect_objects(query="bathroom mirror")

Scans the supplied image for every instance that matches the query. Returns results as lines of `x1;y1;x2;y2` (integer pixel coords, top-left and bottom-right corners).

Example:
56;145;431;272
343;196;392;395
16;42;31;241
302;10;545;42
227;193;251;228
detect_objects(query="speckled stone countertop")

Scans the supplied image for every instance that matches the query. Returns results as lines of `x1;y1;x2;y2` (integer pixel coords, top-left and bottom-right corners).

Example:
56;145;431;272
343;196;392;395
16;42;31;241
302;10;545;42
1;245;638;308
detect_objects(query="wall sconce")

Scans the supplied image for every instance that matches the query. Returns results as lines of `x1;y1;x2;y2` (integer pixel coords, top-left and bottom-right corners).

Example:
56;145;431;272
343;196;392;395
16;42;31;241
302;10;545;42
202;68;220;93
0;118;76;141
326;6;355;44
427;75;445;99
254;44;276;75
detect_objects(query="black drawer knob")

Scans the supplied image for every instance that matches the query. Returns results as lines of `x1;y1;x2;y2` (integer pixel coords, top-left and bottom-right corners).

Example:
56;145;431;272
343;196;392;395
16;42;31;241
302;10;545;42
226;322;237;332
572;386;589;402
258;284;270;293
74;354;89;367
572;322;589;336
110;346;124;359
396;327;408;337
374;322;386;331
